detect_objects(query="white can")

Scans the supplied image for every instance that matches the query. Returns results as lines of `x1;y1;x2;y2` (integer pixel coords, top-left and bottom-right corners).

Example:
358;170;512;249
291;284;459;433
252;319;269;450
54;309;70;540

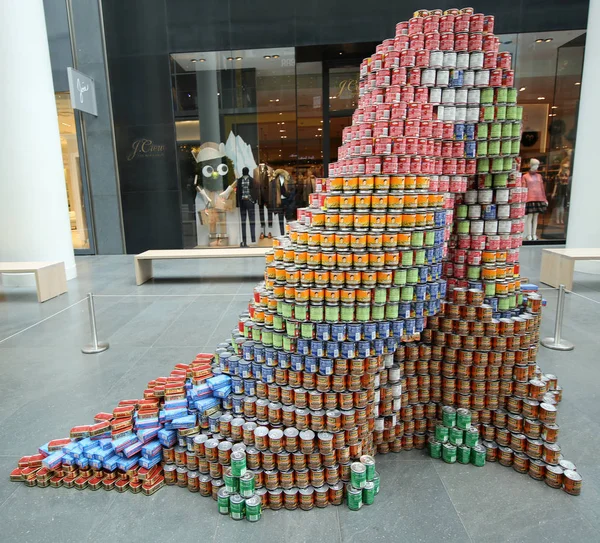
497;220;512;234
470;220;485;235
374;388;380;403
383;353;392;368
443;51;458;68
455;106;467;122
457;52;470;69
429;87;442;104
484;220;499;235
497;204;511;219
436;69;450;87
374;417;385;431
466;106;480;122
463;70;475;87
467;88;481;104
455;88;468;105
389;364;401;382
391;383;402;398
475;70;490;87
421;68;437;86
464;190;478;204
496;189;510;204
393;398;401;411
478;189;494;204
429;50;444;68
468;204;482;219
443;106;456;121
470;51;484;70
442;88;456;104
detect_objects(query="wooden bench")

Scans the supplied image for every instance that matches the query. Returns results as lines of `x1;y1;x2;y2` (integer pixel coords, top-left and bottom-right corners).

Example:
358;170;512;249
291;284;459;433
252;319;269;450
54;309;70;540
0;261;67;302
134;248;270;285
540;248;600;290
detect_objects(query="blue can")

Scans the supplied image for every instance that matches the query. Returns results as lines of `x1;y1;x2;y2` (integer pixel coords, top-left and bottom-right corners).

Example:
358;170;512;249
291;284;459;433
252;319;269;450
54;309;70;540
435;246;444;262
251;360;262;380
316;323;330;341
341;341;355;359
229;356;240;375
305;355;318;373
425;248;435;264
454;123;465;140
261;365;275;383
311;340;324;357
429;281;439;299
500;311;512;319
450;69;463;87
326;341;340;358
319;358;334;376
297;338;310;355
231;376;244;394
278;351;290;367
373;338;385;355
405;318;416;336
347;323;362;342
219;352;231;373
392;320;404;338
253;345;265;363
414;301;425;318
386;337;398;353
486;297;499;311
264;348;277;366
418;266;429;283
357;340;371;358
415;284;427;301
426;300;437;316
399;302;411;319
465;140;477;158
363;323;377;341
238;360;252;379
482;204;497;220
439;279;447;298
242;341;255;361
415;317;425;333
244;378;256;396
468;280;483;290
331;323;347;342
221;395;233;411
434;228;445;245
433;263;443;280
377;321;390;339
465;123;475;140
290;354;304;372
232;394;244;414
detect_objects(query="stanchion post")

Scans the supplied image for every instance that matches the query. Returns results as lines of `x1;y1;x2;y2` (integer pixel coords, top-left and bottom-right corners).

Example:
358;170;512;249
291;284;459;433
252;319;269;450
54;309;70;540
82;292;109;354
541;284;574;351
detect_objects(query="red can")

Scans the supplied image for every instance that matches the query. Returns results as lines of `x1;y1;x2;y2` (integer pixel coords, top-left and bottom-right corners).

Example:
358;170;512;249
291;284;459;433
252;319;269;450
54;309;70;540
454;33;468;51
415;87;429;103
411;156;422;173
394;35;410;51
407;102;421;119
448;177;461;193
382;38;395;52
483;34;497;52
397;156;411;173
470;14;484;32
391;67;407;86
409;17;423;34
454;263;466;278
422;157;433;173
429;176;440;191
371;53;383;71
373;88;386;103
358;125;372;139
503;70;515;87
469;33;483;51
452;141;465;157
439;15;455;32
382;156;398;174
438;175;450;191
384;51;400;69
404;120;420;137
392;137;406;155
400;49;416;67
432;120;443;138
432;139;442;156
455;14;470;32
456;159;466;175
421;103;434;119
416;49;430;67
374;137;392;155
443;158;457;175
440;32;454;51
410;34;425;50
401;86;415;102
359;138;373;156
465;159;477;175
365;105;376;122
442;122;454;139
425;33;441;50
385;85;401;103
423;15;440;33
417;137;429;155
490;69;503;87
373;121;389;138
483;15;495;34
441;140;453;157
498;52;512;70
426;138;435;155
405;137;417;154
375;104;391;121
408;67;421;86
395;21;409;36
391;102;407;119
420;120;432;137
471;235;486;250
375;70;390;87
483;51;497;69
389;120;403;138
365;156;381;175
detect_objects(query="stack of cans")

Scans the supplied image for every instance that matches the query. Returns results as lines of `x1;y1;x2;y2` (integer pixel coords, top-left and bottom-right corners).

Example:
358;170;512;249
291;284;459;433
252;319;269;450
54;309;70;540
347;455;380;510
217;452;262;521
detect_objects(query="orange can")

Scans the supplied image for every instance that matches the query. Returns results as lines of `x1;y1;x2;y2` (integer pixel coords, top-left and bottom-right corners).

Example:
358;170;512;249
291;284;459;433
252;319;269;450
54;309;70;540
390;175;405;190
432;194;444;207
385;251;400;267
310;287;324;303
354;194;372;209
358;176;375;191
354;212;370;229
297;229;308;246
324;212;339;229
325;194;340;210
295;287;309;303
307;250;321;268
340;288;356;303
264;278;275;290
294;250;307;267
350;232;367;250
321;252;336;268
404;194;418;208
387;212;403;229
266;265;276;280
308;231;321;247
275;265;287;282
426;211;435;227
339;212;354;229
325;288;340;303
353;252;369;268
374;176;390;191
495;282;509;296
273;284;285;298
496;250;507;263
254;308;265;323
346;270;361;286
496;265;507;281
404;176;417;190
416;176;430;190
416;193;429;208
369;252;385;268
329;177;343;191
335;232;351;249
371;193;389;209
339;194;355;209
482;266;497;281
415;212;427;228
387;192;404;209
337;252;353;268
290;230;298;244
330;270;345;287
362;270;377;287
265;251;275;264
314;269;330;286
343;177;359;192
482;251;496;264
286;267;300;284
367;232;383;250
264;311;274;326
274;247;284;261
383;232;398;248
285;285;296;300
320;232;335;248
398;232;412;247
506;280;516;294
311;210;325;228
378;269;393;286
356;288;372;303
370;213;386;229
284;248;295;263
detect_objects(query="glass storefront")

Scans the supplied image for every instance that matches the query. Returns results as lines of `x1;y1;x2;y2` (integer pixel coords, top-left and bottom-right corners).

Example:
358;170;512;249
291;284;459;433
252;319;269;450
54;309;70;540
55;92;91;250
170;32;584;247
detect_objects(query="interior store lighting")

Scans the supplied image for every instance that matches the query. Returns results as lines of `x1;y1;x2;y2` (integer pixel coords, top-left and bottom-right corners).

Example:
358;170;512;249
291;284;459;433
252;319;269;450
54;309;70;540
519;87;526;91
227;57;234;61
272;55;279;59
537;96;545;100
236;57;243;60
264;55;271;59
575;82;581;85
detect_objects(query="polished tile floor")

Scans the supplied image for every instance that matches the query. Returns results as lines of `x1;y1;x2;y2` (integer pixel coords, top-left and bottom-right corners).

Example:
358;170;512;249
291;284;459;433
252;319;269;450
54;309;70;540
0;247;599;542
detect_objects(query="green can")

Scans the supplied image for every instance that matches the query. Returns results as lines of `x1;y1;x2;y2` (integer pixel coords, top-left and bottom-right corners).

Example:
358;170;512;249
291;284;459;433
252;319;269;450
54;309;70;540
371;303;385;321
394;268;407;286
511;139;520;154
276;299;284;315
506;105;518;120
310;303;324;322
442;443;457;464
464;426;480;448
347;486;363;510
245;495;262;522
495;87;508;104
481;105;494;122
500;139;512;156
501;122;512;138
272;331;283;349
230;450;247;477
294;303;308;321
495;105;506;121
401;285;414;301
507;87;517;104
456;408;472;430
350;462;367;489
489;122;502;139
480;87;494;104
218;487;231;515
282;335;294;352
484;280;496;296
477;140;488;157
515;106;523;120
286;319;299;337
456;204;468;219
411;230;424;247
477;123;489;139
491;157;504;173
301;321;314;339
456;220;470;234
442;406;456;428
480;174;493;188
388;286;400;302
449;426;464;446
498;296;509;311
362;481;375;505
511;122;521;137
239;472;255;498
503;157;513;171
477;158;490;173
385;302;399;320
341;303;355;322
372;471;380;494
325;303;340;323
429;437;442;459
224;468;239;494
488;140;500;156
273;314;284;331
406;267;419;284
360;455;376;481
356;303;370;322
229;494;245;520
282;301;294;319
261;328;273;346
414;249;425;266
435;423;449;443
467;265;481;280
373;288;387;304
425;230;435;247
457;445;471;464
471;444;486;467
493;173;508;188
401;251;414;266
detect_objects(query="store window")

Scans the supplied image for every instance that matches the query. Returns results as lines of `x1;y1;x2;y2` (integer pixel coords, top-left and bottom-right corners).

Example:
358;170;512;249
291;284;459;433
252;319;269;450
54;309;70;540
55;92;90;250
171;48;319;248
499;30;585;242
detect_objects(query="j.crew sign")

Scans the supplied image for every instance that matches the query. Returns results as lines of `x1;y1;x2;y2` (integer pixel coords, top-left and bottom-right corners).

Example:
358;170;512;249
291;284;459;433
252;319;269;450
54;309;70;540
127;139;166;160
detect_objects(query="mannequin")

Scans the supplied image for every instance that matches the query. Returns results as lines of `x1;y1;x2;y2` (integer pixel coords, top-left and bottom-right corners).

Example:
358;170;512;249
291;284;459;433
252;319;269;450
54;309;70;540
193;174;212;226
235;167;258;247
269;169;289;235
254;163;274;239
551;158;571;226
524;158;548;241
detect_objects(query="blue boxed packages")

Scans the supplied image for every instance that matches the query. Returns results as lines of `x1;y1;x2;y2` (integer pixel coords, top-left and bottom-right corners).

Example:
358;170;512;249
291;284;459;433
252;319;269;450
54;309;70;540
207;374;231;391
171;414;196;429
42;451;65;470
62;441;80;454
195;397;219;414
70;445;84;460
89;458;103;470
116;455;139;471
103;454;119;471
75;456;89;469
164;399;188;410
79;437;96;452
137;427;160;444
93;447;115;462
85;446;101;460
212;386;231;399
158;428;177;448
38;443;50;457
135;417;160;431
141;440;162;459
163;408;187;421
97;438;113;452
139;453;162;470
112;433;138;454
62;453;75;466
123;440;144;458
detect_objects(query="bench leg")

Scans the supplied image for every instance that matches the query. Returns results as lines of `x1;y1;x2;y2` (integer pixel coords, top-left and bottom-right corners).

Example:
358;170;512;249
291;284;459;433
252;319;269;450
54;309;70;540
35;263;67;303
540;251;560;287
135;258;153;285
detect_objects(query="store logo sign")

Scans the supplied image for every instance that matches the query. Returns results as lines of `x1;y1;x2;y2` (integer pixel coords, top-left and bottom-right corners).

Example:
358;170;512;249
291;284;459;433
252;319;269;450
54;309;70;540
127;139;166;160
337;78;359;98
67;67;98;116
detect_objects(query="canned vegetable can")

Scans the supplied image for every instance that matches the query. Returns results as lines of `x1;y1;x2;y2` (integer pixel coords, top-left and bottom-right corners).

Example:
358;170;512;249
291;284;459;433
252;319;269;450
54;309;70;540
351;462;367;489
229;494;246;520
442;443;457;464
464;427;479;448
246;495;262;522
442;406;456;428
360;455;376;481
456;408;472;430
449;426;464;446
218;488;231;515
429;438;442;459
239;472;256;498
435;423;449;443
457;445;471;464
347;486;363;510
471;445;486;467
231;450;247;477
363;481;376;505
372;471;381;495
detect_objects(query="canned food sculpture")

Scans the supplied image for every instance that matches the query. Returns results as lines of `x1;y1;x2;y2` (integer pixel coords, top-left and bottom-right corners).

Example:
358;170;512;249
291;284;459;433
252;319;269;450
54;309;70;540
9;7;581;509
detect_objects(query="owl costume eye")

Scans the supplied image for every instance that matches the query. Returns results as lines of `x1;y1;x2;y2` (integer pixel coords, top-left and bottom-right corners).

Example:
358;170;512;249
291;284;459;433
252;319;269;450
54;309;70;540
217;164;229;176
202;165;214;177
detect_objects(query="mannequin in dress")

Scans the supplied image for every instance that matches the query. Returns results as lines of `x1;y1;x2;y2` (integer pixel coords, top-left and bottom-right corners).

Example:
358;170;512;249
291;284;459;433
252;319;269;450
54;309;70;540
253;163;274;239
523;158;548;241
551;158;571;226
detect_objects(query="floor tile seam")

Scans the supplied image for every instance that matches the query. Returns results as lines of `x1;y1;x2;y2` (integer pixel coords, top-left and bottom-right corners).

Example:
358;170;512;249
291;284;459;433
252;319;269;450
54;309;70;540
334;503;344;543
147;295;202;349
84;492;117;542
0;485;19;511
98;344;155;401
200;295;243;352
431;460;476;543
